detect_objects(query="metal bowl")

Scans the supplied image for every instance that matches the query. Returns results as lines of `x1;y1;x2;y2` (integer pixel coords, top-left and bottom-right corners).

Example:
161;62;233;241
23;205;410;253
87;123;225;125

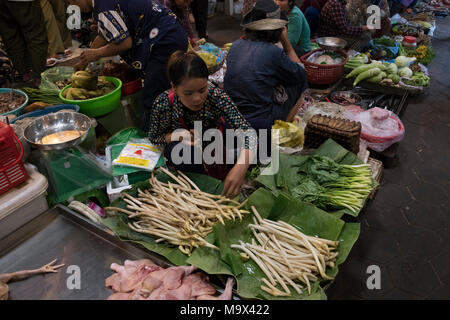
330;91;362;106
24;112;92;151
315;37;347;51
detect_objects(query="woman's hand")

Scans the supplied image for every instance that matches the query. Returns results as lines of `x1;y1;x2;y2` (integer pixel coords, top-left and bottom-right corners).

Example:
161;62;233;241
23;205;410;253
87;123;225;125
222;163;248;199
168;129;201;146
79;49;100;65
74;60;88;72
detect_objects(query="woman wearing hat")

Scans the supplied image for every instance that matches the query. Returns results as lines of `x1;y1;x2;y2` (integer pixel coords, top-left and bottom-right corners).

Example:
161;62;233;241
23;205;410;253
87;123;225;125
224;0;308;127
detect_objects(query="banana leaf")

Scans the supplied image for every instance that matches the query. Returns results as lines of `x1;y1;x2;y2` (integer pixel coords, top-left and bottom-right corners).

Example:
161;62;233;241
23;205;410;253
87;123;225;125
213;187;360;300
102;170;226;266
254;139;368;217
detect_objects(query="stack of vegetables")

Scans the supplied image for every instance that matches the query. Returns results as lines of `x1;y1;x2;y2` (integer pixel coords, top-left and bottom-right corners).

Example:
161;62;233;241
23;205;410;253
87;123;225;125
399;43;436;65
290;155;375;214
344;56;429;87
345;54;369;70
102;140;363;300
61;71;116;100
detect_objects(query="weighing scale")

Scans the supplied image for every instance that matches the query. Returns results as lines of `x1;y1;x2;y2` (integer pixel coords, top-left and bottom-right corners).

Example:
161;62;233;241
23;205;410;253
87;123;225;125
24;112;112;204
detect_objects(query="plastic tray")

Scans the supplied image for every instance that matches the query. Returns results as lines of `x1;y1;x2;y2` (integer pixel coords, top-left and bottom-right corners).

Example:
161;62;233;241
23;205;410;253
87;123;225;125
10;104;80;124
0;205;233;299
0;164;48;240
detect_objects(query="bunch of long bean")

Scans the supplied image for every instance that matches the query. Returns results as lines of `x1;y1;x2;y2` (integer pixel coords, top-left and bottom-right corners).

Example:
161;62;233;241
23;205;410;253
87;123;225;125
105;168;248;256
231;206;339;296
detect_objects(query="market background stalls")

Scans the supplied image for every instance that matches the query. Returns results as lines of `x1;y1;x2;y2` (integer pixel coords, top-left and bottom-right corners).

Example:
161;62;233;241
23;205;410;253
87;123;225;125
325;16;450;300
203;11;450;300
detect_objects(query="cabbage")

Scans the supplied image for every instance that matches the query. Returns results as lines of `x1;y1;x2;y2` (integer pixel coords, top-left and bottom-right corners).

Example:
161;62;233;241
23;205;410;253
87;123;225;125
387;63;398;74
398;67;413;78
395;56;416;68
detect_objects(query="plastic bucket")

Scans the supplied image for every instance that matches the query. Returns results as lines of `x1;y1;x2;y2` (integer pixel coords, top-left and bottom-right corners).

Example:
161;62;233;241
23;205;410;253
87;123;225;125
59;77;122;118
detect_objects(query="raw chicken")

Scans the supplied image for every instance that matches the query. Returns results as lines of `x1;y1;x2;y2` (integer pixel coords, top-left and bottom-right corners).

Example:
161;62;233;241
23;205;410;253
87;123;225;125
106;260;160;293
106;259;234;300
0;259;64;300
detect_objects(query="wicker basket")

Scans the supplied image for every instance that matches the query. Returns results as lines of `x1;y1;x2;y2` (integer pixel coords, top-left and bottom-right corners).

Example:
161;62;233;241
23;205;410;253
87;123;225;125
304;115;361;154
300;49;349;85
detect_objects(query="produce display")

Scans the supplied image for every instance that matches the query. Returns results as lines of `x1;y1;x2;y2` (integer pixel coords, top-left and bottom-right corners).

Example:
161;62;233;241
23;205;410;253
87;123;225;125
290;156;375;213
344;56;430;88
105;168;248;256
399;43;436;65
105;259;234;300
61;71;116;100
231;206;338;296
345;53;369;69
0;90;26;114
21;87;63;105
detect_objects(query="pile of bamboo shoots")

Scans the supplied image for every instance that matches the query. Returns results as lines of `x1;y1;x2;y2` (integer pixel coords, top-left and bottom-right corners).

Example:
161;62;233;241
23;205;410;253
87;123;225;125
231;206;339;296
105;168;248;256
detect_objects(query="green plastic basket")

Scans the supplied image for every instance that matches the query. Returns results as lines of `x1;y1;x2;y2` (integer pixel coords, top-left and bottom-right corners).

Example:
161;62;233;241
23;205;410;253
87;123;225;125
59;76;122;118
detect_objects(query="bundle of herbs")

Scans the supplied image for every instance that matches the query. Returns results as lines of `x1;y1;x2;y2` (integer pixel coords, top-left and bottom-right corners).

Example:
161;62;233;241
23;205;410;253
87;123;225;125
291;155;375;213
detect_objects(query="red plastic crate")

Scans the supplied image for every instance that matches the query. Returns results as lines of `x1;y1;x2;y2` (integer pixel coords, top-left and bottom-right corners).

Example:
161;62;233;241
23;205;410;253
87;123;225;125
0;122;28;195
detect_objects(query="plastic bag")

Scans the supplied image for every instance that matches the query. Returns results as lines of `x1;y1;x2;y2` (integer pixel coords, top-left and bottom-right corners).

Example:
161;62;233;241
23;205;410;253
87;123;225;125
272;120;304;148
368;38;399;59
112;138;162;171
343;107;405;152
40;66;74;92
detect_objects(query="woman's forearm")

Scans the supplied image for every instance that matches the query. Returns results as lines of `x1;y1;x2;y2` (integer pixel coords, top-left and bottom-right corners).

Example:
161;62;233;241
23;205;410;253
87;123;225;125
236;148;254;167
96;37;132;58
281;34;301;63
90;35;108;49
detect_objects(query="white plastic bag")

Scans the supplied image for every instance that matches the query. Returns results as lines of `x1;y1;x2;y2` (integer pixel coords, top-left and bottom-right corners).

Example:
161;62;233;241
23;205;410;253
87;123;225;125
112;139;161;171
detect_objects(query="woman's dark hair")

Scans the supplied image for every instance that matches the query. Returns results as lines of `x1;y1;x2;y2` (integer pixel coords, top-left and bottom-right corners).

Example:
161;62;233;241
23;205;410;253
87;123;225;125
244;28;283;43
167;50;209;86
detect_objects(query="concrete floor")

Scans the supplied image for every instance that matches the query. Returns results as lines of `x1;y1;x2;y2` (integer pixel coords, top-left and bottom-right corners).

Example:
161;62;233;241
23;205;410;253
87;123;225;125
207;13;450;299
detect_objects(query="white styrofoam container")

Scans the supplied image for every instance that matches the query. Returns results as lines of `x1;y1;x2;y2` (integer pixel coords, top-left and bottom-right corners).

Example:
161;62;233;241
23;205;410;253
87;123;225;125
0;164;49;240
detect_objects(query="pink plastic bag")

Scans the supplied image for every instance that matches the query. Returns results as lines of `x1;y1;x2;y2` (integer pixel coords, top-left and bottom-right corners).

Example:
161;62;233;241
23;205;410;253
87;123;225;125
344;107;405;152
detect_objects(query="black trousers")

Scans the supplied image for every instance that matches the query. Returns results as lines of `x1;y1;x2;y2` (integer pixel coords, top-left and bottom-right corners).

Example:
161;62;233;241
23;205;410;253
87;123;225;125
0;0;48;78
191;0;208;39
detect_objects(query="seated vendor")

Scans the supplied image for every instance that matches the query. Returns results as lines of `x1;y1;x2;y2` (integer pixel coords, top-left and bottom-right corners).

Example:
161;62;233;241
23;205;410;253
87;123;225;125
148;51;269;198
67;0;188;130
275;0;311;56
346;0;391;38
224;0;308;126
317;0;376;51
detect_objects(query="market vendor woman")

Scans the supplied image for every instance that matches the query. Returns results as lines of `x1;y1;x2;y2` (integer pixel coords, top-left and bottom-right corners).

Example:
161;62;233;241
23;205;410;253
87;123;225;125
224;0;308;126
67;0;188;128
148;51;267;198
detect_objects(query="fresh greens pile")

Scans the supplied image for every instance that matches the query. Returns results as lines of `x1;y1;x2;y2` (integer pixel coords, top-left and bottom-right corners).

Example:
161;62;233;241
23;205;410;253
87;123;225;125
255;139;376;217
291;155;375;214
21;87;63;105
